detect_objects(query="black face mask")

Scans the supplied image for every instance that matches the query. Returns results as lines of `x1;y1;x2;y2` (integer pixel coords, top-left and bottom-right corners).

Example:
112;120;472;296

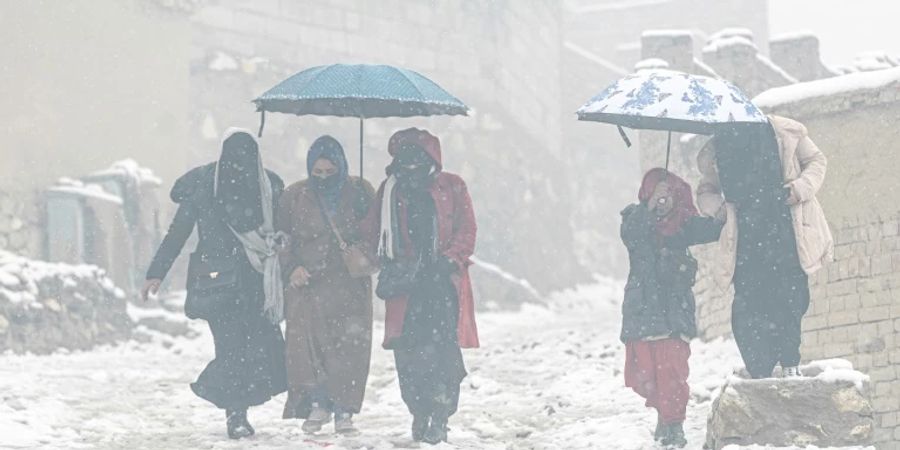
393;144;435;189
311;174;342;192
396;164;432;181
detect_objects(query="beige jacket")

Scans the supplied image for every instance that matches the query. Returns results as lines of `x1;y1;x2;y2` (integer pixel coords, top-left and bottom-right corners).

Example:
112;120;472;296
696;115;834;291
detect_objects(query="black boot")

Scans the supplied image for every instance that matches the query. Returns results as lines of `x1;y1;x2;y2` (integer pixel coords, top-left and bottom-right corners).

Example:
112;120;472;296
660;422;687;448
240;410;255;436
422;415;448;445
653;413;664;441
226;409;253;440
411;415;430;442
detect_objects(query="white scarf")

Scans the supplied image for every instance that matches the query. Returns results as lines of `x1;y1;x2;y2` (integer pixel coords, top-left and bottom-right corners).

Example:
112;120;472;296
377;176;398;260
215;127;286;324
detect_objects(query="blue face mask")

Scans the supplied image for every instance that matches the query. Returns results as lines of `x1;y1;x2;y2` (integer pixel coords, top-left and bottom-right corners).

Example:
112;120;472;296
311;173;341;192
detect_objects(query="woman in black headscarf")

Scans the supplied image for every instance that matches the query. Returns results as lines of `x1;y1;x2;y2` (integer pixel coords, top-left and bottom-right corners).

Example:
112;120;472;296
276;136;375;435
697;117;831;379
142;128;287;439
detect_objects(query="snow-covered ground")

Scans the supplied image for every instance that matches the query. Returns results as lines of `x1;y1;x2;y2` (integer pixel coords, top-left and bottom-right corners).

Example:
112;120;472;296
0;279;871;449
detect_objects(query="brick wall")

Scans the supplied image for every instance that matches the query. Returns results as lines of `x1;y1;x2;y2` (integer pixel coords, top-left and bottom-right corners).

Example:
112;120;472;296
801;215;900;447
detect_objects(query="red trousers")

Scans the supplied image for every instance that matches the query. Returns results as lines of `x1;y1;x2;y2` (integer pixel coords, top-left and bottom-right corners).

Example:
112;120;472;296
624;338;691;424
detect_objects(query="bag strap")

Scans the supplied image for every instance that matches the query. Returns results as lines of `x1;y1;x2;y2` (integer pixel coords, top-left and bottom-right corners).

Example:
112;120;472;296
314;193;349;251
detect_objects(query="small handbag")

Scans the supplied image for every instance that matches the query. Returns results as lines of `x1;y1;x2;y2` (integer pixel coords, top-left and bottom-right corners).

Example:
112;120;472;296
184;251;241;319
318;196;379;279
375;255;422;300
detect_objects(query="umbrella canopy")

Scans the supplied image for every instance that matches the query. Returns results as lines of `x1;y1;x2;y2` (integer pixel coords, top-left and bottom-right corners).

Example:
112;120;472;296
254;64;469;118
576;69;766;135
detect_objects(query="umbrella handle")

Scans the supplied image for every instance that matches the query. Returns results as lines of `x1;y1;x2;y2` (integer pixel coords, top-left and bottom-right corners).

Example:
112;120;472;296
617;125;632;148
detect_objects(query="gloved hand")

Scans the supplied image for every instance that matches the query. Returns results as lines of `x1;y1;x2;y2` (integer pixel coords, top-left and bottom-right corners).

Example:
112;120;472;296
435;256;459;275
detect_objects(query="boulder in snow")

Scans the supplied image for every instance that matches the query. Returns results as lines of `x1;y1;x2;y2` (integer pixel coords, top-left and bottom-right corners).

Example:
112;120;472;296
705;359;874;450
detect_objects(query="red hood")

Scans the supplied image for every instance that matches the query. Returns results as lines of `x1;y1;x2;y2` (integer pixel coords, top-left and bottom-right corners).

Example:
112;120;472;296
388;128;442;171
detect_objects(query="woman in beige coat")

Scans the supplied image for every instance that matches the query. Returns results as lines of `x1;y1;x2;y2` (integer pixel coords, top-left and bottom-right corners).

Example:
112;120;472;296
276;136;375;435
696;115;833;379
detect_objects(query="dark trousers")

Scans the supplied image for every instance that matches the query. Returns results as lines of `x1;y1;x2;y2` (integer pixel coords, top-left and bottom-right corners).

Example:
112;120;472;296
393;269;467;419
732;265;809;378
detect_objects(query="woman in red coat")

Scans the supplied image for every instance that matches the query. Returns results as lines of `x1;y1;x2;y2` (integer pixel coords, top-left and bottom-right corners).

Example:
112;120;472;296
363;128;478;445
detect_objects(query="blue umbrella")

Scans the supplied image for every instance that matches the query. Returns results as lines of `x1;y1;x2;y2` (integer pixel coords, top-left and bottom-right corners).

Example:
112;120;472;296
254;64;469;177
577;69;767;169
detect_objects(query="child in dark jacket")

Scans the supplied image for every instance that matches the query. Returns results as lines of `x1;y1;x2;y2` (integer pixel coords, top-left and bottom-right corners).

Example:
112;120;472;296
620;168;724;448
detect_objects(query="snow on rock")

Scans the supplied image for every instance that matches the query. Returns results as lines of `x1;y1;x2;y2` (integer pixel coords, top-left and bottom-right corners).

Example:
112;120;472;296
706;360;874;450
0;250;131;353
88;159;163;187
753;67;900;110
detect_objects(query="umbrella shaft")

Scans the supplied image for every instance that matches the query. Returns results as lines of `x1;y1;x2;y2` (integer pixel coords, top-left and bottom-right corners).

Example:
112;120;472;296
359;117;364;179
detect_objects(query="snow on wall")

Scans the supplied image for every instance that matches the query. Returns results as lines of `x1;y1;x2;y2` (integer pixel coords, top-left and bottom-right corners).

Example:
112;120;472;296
770;30;818;43
48;178;123;204
702;35;758;54
88;159;163;187
753;67;900;110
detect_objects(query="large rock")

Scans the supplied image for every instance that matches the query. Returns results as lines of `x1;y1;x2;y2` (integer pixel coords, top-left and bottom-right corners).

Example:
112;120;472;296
706;359;874;450
0;251;132;353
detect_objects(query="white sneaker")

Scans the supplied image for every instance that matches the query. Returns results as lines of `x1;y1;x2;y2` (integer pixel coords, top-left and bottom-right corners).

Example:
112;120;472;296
783;366;803;378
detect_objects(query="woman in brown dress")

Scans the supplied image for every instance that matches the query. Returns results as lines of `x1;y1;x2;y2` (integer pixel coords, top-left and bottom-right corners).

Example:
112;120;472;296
276;135;375;435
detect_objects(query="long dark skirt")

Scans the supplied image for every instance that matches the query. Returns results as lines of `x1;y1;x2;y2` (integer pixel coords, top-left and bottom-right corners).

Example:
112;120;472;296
191;302;287;410
393;269;467;419
731;203;810;379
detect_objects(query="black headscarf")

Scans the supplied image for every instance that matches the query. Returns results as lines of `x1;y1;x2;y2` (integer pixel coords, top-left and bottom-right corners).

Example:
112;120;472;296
390;143;436;193
215;131;264;233
712;122;786;207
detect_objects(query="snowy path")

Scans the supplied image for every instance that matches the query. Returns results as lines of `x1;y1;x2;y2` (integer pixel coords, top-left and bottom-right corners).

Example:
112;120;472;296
1;280;745;450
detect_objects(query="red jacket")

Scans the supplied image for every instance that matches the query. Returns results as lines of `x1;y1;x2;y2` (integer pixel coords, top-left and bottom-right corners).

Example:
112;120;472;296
363;128;479;349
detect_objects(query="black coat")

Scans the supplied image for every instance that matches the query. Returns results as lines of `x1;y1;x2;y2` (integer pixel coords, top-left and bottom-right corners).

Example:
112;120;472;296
146;163;287;409
147;163;283;277
619;204;722;343
146;163;284;311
